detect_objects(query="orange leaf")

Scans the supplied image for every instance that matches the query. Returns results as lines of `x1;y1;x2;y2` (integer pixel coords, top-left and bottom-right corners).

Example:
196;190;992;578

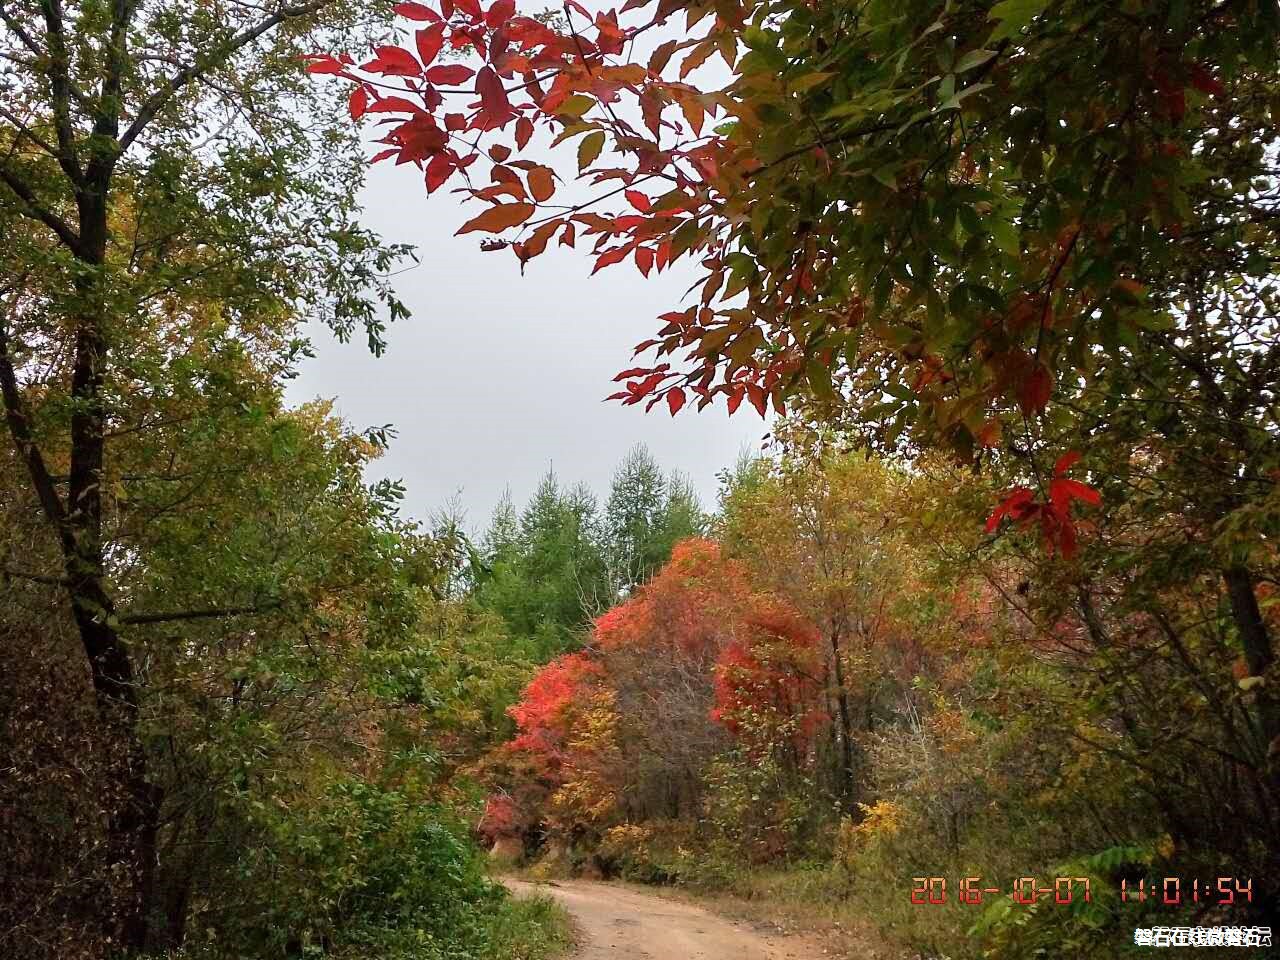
457;203;535;234
528;166;555;202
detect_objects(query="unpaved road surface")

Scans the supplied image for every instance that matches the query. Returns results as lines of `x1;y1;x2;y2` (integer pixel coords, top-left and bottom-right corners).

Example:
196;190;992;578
505;878;828;960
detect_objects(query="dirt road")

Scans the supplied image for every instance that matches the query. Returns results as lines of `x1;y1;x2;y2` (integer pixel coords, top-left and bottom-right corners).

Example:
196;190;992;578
504;878;828;960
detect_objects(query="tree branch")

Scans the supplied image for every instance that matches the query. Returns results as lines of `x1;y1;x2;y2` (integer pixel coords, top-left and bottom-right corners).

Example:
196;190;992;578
2;565;66;586
0;165;86;254
37;0;86;187
0;312;72;551
0;104;61;158
118;0;331;153
119;600;283;626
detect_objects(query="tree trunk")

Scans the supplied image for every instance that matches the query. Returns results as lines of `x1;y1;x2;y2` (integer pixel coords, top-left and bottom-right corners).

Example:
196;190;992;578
828;626;857;810
1223;566;1279;763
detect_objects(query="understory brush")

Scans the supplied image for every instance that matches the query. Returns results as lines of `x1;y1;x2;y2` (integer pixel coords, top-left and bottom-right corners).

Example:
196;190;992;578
164;778;570;960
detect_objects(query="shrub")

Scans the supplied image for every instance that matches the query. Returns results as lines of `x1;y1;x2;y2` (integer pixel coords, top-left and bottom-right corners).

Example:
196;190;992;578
181;776;566;960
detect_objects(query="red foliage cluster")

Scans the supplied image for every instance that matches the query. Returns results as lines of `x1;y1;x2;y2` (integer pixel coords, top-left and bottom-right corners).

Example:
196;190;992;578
306;0;783;419
711;603;827;750
477;792;521;839
487;538;829;834
507;651;603;763
594;538;745;658
985;451;1101;558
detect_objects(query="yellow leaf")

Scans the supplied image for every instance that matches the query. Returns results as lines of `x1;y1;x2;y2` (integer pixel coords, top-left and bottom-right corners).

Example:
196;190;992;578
557;94;595;119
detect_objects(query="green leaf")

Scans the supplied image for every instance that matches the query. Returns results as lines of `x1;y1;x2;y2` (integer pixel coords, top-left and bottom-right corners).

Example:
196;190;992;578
988;0;1049;42
872;163;899;189
577;131;605;170
938;82;992;113
955;48;998;73
991;217;1020;255
788;71;834;93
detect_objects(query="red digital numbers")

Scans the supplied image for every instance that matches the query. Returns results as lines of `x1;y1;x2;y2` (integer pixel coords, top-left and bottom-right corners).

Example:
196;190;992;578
916;876;1094;906
1054;877;1091;904
911;877;947;904
1119;876;1253;905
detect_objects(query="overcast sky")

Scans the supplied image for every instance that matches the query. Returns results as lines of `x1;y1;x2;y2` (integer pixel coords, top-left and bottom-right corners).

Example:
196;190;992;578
284;165;766;531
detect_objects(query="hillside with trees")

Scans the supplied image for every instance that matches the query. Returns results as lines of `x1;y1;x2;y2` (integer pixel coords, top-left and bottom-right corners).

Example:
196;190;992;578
3;0;1277;958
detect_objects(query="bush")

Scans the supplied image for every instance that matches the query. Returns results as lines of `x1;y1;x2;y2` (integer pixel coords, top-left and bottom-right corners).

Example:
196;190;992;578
182;777;567;960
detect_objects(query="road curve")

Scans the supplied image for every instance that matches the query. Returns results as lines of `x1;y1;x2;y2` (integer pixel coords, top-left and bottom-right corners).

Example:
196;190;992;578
504;878;828;960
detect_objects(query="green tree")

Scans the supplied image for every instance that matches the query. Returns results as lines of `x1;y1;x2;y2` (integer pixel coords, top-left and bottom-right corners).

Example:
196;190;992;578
0;1;408;949
604;444;706;594
474;471;608;660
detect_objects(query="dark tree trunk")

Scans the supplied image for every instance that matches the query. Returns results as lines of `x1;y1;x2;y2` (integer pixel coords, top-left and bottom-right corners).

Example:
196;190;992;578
1223;566;1279;770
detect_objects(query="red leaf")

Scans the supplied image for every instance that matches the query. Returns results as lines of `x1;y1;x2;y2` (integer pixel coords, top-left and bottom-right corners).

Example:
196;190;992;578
304;56;345;75
1053;450;1081;477
455;0;482;18
1189;63;1225;97
394;1;440;20
515;116;534;149
559;222;576;247
1056;515;1079;559
366;95;424;114
985;488;1036;533
592;244;634;274
369;147;399;163
426;64;475;85
456;202;536;234
726;385;745;415
635;245;654;277
348;86;369;119
476;65;513;121
666;387;686;415
372;45;421;76
485;0;516;26
1018;363;1053;415
624;189;651;212
1050;478;1101;509
415;25;446;67
426;152;456;192
613;367;653;381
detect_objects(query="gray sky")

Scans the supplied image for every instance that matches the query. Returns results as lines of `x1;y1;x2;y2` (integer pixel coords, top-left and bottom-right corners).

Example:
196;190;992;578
285;165;766;530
